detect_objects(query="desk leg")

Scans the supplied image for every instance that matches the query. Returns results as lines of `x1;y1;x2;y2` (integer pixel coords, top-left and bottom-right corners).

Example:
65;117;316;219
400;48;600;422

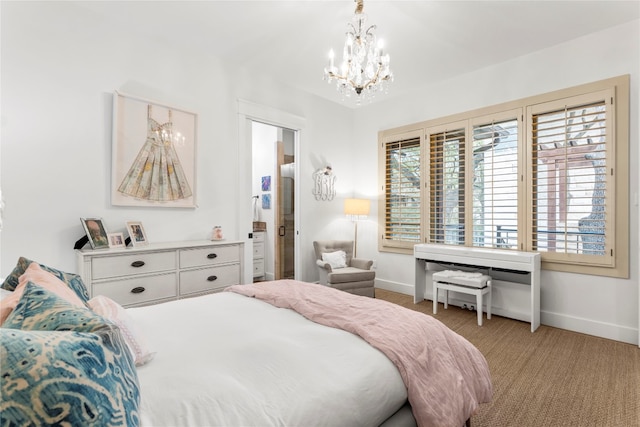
432;281;438;314
414;258;426;303
476;291;483;326
487;282;492;320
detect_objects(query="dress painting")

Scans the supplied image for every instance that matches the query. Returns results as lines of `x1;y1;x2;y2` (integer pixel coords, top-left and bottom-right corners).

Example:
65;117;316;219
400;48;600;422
118;105;193;202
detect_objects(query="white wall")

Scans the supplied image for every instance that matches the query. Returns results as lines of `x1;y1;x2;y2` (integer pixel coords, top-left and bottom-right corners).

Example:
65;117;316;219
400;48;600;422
353;20;640;345
0;1;355;285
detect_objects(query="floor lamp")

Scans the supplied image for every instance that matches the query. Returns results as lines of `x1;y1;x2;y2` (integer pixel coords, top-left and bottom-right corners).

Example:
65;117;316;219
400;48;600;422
344;198;370;258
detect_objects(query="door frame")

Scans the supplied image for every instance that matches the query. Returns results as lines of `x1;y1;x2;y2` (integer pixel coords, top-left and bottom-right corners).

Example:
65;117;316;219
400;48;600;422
237;99;304;284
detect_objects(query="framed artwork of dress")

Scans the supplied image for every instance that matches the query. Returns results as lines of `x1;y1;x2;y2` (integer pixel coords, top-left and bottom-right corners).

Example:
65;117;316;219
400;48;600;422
112;91;198;208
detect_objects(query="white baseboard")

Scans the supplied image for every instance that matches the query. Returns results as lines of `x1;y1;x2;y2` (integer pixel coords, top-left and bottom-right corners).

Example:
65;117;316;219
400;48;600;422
375;278;639;346
375;278;414;295
541;311;639;346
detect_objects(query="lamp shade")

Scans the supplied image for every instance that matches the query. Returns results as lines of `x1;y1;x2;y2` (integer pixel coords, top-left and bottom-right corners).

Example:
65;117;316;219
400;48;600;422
344;198;370;217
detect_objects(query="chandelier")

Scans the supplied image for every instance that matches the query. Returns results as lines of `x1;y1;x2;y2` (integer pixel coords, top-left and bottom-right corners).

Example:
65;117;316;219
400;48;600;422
323;0;393;102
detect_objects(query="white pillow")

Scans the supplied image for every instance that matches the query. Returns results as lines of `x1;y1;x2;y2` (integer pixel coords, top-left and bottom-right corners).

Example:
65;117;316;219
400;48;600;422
322;250;347;269
89;295;156;366
0;288;13;301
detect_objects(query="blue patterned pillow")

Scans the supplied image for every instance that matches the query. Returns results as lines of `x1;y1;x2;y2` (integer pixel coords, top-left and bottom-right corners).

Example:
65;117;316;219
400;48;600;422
0;327;141;426
3;282;110;332
1;257;90;303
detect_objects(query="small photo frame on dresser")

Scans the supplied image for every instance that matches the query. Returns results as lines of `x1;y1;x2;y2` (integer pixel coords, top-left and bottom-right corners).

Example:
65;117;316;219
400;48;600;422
80;217;110;250
107;232;126;248
126;221;149;247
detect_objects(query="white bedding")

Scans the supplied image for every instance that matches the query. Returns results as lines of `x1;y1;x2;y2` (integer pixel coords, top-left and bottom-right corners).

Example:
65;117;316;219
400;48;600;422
128;292;408;426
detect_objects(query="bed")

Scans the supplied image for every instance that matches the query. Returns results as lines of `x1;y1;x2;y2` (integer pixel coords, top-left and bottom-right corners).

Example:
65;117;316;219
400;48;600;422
130;280;492;427
0;260;492;427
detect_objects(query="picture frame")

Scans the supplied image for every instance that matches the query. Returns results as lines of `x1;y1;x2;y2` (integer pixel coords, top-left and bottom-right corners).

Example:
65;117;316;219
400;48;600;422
107;232;126;248
126;221;149;247
261;176;271;191
80;218;110;250
262;194;271;210
112;91;198;208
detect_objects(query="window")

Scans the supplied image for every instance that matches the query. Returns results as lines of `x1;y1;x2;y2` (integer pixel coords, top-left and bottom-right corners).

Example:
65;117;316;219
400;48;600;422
471;114;521;250
428;124;466;245
528;91;613;267
380;130;423;250
379;75;629;278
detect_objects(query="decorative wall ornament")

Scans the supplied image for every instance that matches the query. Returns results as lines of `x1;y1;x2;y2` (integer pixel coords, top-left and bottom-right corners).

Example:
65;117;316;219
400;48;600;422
312;166;336;201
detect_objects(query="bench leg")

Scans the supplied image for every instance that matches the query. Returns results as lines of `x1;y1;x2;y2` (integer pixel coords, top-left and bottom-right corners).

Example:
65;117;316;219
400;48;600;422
476;292;483;326
443;289;449;309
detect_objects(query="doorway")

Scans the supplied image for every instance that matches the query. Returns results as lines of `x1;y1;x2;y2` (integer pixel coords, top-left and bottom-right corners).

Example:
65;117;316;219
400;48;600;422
251;122;296;281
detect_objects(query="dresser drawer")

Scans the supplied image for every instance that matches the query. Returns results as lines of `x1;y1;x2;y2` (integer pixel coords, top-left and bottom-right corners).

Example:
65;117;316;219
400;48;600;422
179;264;240;295
92;273;177;307
253;258;265;277
253;241;264;257
92;251;176;280
180;245;240;269
253;232;265;242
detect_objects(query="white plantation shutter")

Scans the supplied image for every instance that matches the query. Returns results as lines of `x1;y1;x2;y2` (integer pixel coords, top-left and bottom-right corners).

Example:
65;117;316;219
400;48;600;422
383;134;422;245
528;90;614;266
428;125;466;245
471;113;521;249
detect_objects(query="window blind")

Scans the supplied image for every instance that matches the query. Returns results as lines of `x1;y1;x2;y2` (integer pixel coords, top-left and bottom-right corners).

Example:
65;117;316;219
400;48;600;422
472;118;519;249
531;100;609;258
429;128;465;245
384;137;421;242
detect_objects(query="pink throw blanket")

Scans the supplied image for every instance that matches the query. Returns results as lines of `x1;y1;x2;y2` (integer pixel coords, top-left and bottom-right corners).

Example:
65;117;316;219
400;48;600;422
226;280;492;427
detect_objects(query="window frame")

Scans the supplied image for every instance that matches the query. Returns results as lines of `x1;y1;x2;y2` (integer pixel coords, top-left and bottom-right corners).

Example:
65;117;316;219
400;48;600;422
378;75;629;278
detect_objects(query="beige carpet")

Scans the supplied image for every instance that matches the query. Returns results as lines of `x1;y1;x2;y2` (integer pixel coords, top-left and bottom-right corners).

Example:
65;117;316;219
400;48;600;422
375;289;640;427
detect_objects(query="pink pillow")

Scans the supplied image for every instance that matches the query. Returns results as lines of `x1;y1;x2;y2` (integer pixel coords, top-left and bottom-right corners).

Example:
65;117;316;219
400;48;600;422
0;263;85;324
89;295;155;366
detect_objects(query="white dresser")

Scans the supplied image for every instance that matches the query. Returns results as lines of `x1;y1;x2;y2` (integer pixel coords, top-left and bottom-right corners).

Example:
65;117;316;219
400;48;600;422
252;231;265;280
76;240;244;307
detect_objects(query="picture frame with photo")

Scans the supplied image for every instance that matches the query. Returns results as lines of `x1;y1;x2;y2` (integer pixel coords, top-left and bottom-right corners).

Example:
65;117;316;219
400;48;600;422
80;218;110;249
107;232;126;248
126;221;149;247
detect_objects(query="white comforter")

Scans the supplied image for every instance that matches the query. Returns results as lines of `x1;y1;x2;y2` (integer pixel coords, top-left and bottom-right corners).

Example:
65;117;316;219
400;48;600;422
128;292;408;426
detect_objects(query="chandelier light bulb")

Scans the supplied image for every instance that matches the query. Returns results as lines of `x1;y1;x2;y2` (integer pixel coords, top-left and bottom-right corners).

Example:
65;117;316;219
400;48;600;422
323;0;393;103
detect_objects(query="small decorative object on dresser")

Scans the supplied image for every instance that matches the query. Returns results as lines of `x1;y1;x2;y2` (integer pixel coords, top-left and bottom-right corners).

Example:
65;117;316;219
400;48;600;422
80;218;109;250
211;226;224;241
107;232;126;248
126;221;148;247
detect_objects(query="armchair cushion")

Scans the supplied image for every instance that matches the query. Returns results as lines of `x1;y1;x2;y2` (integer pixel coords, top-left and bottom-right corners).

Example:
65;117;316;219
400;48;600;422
328;267;376;284
321;250;347;269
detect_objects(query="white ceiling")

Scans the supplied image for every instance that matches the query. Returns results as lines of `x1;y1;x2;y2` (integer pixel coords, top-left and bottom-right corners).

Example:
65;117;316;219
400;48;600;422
73;0;639;107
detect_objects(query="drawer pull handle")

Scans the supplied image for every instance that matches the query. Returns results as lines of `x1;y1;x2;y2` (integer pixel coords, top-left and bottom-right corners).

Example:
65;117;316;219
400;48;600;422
131;261;145;268
131;286;146;294
207;275;218;282
207;253;218;259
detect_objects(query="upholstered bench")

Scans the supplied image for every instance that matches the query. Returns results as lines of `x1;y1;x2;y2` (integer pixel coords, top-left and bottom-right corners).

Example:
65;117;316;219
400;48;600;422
432;270;492;326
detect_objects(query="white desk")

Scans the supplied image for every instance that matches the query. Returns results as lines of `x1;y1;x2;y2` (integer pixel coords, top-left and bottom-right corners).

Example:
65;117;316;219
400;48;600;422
414;243;540;332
